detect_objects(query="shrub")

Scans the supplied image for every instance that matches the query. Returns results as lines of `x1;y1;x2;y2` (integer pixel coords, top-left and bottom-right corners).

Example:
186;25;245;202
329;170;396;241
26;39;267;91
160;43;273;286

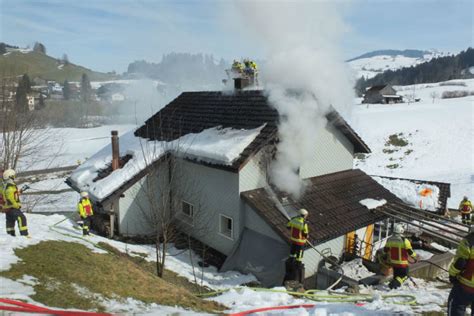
385;133;409;147
441;90;473;99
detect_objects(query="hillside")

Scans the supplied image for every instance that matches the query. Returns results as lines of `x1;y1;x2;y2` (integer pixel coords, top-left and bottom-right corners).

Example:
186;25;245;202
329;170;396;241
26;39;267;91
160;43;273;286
348;49;447;80
355;48;474;93
0;49;115;82
350;78;474;208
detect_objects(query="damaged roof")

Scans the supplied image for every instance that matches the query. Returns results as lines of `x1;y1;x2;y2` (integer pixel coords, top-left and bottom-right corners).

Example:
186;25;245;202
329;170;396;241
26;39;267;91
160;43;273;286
135;90;370;171
241;169;401;245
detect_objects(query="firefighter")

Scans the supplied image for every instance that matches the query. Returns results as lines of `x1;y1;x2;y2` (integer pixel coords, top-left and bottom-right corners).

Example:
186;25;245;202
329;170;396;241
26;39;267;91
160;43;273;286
231;59;244;74
287;208;309;262
77;191;94;236
1;169;29;237
383;224;417;289
459;196;472;225
447;225;474;316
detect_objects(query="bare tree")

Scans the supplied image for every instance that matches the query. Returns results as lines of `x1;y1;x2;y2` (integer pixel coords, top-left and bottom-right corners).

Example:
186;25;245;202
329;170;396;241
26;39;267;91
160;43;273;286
430;91;438;104
0;72;63;172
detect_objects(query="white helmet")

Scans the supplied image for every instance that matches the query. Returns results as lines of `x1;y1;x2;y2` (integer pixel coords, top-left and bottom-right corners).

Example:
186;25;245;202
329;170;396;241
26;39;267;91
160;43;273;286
80;191;89;198
394;224;405;235
299;208;309;216
3;169;16;180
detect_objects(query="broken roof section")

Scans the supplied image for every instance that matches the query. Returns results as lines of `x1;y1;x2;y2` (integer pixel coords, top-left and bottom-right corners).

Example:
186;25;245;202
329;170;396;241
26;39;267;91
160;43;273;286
241;169;400;244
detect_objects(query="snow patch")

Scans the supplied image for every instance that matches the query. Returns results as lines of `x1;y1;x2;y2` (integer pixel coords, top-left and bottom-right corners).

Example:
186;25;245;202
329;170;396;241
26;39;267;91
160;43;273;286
359;198;387;209
341;258;373;280
373;177;439;211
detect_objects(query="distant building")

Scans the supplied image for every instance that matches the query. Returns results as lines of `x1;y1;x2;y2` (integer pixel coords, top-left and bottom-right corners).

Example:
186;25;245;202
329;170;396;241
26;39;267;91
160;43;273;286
111;93;125;102
363;85;403;104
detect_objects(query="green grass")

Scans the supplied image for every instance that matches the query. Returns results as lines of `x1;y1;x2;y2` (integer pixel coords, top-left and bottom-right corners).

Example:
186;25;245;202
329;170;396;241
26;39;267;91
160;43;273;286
0;241;224;313
0;51;115;82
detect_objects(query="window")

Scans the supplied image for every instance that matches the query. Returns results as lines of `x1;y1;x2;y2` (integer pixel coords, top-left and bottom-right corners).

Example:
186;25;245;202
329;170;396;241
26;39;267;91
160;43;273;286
219;214;233;240
181;201;194;225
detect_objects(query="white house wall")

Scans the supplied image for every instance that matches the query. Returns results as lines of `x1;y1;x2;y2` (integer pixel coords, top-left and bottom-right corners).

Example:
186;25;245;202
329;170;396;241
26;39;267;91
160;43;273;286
300;123;354;179
171;159;240;256
242;203;284;242
239;151;267;193
302;236;345;278
118;175;157;236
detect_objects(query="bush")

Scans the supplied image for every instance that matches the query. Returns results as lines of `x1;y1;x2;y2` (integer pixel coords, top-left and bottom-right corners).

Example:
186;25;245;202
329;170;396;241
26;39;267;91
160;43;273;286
441;90;474;99
385;133;409;147
439;81;467;87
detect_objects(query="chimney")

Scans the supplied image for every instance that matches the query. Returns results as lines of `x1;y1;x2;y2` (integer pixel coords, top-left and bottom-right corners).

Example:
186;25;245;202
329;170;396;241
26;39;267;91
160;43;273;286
234;77;251;90
111;130;119;170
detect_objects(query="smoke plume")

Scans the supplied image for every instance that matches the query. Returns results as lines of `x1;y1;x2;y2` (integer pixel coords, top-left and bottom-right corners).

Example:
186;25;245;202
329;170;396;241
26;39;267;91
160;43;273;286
235;1;355;198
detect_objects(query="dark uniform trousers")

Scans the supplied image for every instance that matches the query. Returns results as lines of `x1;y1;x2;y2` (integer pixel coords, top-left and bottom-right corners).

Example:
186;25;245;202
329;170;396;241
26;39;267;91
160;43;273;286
6;208;29;236
447;283;474;316
82;216;92;235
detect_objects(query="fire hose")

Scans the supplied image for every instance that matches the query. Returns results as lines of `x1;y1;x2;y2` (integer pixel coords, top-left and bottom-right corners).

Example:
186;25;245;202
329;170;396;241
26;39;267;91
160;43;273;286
0;298;111;315
196;287;417;305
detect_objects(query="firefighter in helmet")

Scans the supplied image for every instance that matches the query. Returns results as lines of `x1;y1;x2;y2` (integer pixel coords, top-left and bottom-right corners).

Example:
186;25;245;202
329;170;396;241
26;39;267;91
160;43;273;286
287;208;309;262
459;196;472;225
383;224;417;289
1;169;29;237
447;225;474;315
77;191;94;236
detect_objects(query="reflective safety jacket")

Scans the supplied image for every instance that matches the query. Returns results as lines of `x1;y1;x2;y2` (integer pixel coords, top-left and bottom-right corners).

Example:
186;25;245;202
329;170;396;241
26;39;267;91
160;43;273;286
287;216;309;246
383;235;416;268
2;182;21;210
77;198;94;218
459;200;472;214
449;233;474;293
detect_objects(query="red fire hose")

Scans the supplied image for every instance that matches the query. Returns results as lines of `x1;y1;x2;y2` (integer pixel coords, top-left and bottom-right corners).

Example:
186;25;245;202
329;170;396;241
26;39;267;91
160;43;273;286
229;302;367;316
0;298;112;315
228;304;316;316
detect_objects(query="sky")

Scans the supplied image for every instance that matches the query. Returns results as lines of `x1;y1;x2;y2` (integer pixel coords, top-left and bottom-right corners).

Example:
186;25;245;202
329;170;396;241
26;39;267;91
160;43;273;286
1;0;472;73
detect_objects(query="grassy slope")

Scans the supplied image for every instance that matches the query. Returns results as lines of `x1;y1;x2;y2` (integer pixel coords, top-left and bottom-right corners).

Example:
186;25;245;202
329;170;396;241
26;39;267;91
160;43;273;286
0;241;224;313
0;51;115;82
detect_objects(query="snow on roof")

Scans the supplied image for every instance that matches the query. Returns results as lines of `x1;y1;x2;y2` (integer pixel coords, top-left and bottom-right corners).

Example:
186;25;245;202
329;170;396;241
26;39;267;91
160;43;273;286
359;198;387;209
372;177;440;212
381;94;402;98
69;124;265;201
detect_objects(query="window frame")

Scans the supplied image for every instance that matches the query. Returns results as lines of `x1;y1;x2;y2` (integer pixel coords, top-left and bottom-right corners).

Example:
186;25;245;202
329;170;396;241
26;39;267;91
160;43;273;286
218;214;234;240
180;200;194;225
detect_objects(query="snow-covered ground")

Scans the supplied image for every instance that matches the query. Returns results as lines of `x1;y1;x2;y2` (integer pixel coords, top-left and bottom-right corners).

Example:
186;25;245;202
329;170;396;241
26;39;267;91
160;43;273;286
348;50;448;79
0;213;452;315
351;79;474;209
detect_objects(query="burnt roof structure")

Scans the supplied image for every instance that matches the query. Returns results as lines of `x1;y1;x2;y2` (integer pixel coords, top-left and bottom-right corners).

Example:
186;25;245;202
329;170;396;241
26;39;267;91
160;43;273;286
135;90;370;171
241;169;401;244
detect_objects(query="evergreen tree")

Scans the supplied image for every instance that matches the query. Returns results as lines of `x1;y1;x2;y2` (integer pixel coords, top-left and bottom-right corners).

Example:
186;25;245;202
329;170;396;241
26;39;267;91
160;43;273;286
38;93;45;109
63;80;71;100
33;42;46;54
15;74;31;113
80;73;92;103
0;43;6;55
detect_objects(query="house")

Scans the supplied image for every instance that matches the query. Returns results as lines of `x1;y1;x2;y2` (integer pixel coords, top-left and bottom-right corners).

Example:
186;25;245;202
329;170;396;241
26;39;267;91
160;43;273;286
67;86;414;286
363;85;403;104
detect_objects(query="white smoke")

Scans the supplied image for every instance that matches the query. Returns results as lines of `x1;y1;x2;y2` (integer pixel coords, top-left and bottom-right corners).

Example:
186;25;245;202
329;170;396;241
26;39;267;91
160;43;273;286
235;1;355;199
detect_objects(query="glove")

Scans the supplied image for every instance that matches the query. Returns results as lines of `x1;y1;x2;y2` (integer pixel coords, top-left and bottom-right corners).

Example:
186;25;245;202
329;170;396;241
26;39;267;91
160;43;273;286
449;276;457;284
